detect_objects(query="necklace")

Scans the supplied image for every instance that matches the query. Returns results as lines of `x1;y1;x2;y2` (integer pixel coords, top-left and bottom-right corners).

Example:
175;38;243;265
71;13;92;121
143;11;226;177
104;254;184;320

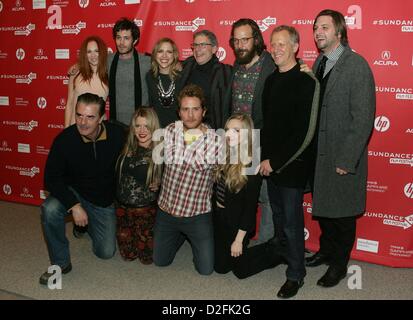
157;75;175;108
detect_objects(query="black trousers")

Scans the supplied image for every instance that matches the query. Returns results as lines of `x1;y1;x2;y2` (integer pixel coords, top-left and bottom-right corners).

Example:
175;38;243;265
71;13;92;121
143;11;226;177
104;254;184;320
317;216;357;270
213;208;284;279
267;181;306;282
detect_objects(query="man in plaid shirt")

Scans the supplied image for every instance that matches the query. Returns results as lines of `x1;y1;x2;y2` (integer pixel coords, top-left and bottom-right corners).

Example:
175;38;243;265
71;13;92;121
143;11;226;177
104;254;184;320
154;84;223;275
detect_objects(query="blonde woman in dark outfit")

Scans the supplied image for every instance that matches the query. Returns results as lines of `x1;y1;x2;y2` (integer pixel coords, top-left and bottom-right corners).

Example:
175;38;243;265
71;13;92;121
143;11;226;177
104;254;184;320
146;38;181;127
213;113;285;279
115;107;162;264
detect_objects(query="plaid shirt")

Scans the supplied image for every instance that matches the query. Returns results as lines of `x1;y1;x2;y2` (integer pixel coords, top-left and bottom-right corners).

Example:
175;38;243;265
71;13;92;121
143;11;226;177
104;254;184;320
158;121;223;217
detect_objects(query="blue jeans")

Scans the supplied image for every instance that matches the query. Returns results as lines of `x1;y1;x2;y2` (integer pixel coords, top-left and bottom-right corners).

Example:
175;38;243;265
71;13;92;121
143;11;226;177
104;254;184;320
153;209;214;275
267;180;306;282
40;192;116;268
257;179;275;243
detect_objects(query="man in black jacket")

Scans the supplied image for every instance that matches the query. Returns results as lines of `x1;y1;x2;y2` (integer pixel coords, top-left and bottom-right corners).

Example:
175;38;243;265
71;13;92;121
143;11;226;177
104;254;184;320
260;26;319;298
39;93;125;286
179;29;232;129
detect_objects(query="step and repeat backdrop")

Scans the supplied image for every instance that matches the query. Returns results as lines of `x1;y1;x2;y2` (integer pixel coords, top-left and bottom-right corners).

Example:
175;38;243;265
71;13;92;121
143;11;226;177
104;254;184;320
0;0;412;267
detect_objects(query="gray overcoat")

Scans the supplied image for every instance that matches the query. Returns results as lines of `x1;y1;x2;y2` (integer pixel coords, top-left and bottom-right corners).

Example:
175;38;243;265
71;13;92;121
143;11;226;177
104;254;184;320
312;46;376;218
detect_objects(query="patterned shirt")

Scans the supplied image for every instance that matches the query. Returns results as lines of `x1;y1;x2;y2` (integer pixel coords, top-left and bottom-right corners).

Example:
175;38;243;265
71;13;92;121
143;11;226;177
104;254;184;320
116;146;158;208
158;121;223;217
232;54;265;114
322;43;345;77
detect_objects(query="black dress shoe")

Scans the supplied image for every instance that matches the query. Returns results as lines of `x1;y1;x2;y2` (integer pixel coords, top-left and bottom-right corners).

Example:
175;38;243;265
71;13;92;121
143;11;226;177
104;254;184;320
317;266;347;288
305;252;330;267
277;279;304;299
39;263;72;285
73;224;88;239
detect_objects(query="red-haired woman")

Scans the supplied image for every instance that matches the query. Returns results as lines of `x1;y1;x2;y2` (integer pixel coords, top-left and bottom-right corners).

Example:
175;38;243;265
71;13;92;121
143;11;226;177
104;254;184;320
64;36;109;127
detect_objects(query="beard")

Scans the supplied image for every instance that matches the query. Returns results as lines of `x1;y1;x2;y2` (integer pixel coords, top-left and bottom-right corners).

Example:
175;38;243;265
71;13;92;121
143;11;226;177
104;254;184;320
235;46;257;65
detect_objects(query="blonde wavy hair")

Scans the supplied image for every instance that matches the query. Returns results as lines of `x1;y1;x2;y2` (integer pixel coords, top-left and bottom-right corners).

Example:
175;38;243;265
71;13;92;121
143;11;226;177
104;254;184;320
118;107;162;187
216;113;254;193
150;38;180;80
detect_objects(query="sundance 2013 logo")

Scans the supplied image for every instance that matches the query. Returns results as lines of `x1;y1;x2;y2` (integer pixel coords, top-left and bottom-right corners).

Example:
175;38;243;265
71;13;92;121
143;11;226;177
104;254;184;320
365;211;413;230
154;17;206;32
257;17;277;32
5;165;40;178
3;120;38;131
376;86;413;100
16;23;35;36
0;23;35;36
0;72;37;84
372;19;413;32
384;214;413;230
61;21;86;35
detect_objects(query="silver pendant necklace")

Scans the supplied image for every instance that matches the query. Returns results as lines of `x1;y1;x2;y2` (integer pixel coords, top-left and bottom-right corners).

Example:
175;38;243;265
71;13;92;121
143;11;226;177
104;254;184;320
157;75;175;108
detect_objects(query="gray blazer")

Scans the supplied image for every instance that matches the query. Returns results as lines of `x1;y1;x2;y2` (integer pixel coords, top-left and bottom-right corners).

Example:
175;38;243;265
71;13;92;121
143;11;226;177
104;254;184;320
312;46;376;218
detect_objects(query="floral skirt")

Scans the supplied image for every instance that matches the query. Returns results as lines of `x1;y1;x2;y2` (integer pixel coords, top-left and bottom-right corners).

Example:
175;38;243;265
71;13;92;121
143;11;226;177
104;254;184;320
116;205;157;264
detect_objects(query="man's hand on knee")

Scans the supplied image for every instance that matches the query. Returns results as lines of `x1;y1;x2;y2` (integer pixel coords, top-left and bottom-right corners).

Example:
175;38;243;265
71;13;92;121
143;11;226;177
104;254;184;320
70;203;88;226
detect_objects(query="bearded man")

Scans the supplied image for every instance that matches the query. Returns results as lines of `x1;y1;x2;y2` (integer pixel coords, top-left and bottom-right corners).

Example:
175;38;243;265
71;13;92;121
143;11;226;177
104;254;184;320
225;18;276;245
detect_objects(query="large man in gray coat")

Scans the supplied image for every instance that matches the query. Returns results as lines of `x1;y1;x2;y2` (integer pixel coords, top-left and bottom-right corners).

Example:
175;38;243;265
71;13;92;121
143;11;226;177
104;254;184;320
305;9;376;288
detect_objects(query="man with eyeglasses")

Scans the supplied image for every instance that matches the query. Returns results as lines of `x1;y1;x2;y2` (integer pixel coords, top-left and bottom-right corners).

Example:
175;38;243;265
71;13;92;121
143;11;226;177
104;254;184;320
226;18;276;246
179;30;232;129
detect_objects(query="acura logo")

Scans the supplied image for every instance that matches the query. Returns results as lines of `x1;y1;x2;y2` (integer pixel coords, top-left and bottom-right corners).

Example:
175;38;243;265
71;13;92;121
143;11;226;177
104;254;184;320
381;51;391;60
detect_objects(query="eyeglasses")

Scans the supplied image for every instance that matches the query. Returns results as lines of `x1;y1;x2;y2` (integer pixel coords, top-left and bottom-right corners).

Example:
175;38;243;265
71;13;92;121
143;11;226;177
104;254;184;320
191;42;213;50
232;36;254;45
